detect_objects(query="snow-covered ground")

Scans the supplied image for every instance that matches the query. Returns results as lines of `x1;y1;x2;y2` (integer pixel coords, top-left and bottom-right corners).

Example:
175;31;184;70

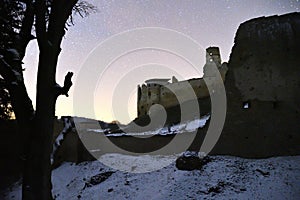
1;155;300;200
88;115;210;137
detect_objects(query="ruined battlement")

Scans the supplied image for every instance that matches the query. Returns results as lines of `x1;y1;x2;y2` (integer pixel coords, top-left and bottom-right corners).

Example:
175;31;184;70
137;47;228;117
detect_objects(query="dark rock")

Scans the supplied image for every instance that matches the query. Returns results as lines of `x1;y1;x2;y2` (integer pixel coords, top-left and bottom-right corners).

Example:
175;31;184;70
207;185;222;194
107;188;113;193
84;171;114;188
175;151;211;171
204;181;230;195
124;180;130;186
255;169;270;177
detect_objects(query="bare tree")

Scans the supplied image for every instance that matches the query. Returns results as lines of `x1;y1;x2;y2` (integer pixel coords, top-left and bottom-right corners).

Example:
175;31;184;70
0;0;95;199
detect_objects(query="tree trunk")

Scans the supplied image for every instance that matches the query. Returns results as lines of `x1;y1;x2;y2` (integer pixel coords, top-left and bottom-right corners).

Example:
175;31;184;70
23;44;60;199
0;1;79;198
8;82;35;199
0;54;35;199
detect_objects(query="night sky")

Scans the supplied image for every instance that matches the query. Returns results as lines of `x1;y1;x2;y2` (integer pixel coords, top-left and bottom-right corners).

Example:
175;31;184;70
23;0;300;123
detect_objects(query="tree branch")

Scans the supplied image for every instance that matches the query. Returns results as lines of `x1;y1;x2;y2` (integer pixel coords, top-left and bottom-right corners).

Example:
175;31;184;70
17;0;35;60
0;57;34;121
35;0;47;48
0;78;7;87
55;72;73;97
47;0;78;46
0;55;19;83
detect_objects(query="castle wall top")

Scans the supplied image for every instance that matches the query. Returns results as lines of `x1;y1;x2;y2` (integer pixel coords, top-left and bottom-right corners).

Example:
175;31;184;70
145;78;170;85
206;47;220;55
205;46;222;67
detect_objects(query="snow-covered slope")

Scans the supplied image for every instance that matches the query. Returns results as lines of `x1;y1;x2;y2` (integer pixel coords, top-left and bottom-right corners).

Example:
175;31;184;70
2;155;300;200
88;115;210;137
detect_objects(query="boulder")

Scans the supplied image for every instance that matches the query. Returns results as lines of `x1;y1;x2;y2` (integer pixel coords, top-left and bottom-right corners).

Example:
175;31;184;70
175;151;210;171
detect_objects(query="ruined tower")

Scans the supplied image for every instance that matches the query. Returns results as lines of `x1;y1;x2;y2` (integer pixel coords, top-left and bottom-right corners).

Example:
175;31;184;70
203;47;222;77
136;47;227;117
137;84;149;116
206;47;222;66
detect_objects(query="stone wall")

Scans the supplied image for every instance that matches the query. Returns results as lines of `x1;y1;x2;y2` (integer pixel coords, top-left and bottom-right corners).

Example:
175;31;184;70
209;12;300;157
229;12;300;106
137;47;227;117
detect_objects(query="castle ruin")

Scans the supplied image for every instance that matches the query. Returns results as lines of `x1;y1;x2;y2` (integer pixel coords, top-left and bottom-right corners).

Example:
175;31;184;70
137;47;228;117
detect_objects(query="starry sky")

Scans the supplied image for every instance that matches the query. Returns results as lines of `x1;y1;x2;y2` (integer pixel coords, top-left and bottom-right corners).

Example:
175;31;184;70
23;0;300;124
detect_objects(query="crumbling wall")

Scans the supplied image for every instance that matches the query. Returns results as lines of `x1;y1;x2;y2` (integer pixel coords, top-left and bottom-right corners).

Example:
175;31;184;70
137;47;227;117
229;12;300;108
209;12;300;157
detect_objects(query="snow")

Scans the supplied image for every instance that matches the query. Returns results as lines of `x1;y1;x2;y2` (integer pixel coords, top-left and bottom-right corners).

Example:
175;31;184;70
89;115;210;137
243;103;249;109
51;117;73;164
98;153;178;173
182;151;207;158
1;155;300;200
185;115;210;131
